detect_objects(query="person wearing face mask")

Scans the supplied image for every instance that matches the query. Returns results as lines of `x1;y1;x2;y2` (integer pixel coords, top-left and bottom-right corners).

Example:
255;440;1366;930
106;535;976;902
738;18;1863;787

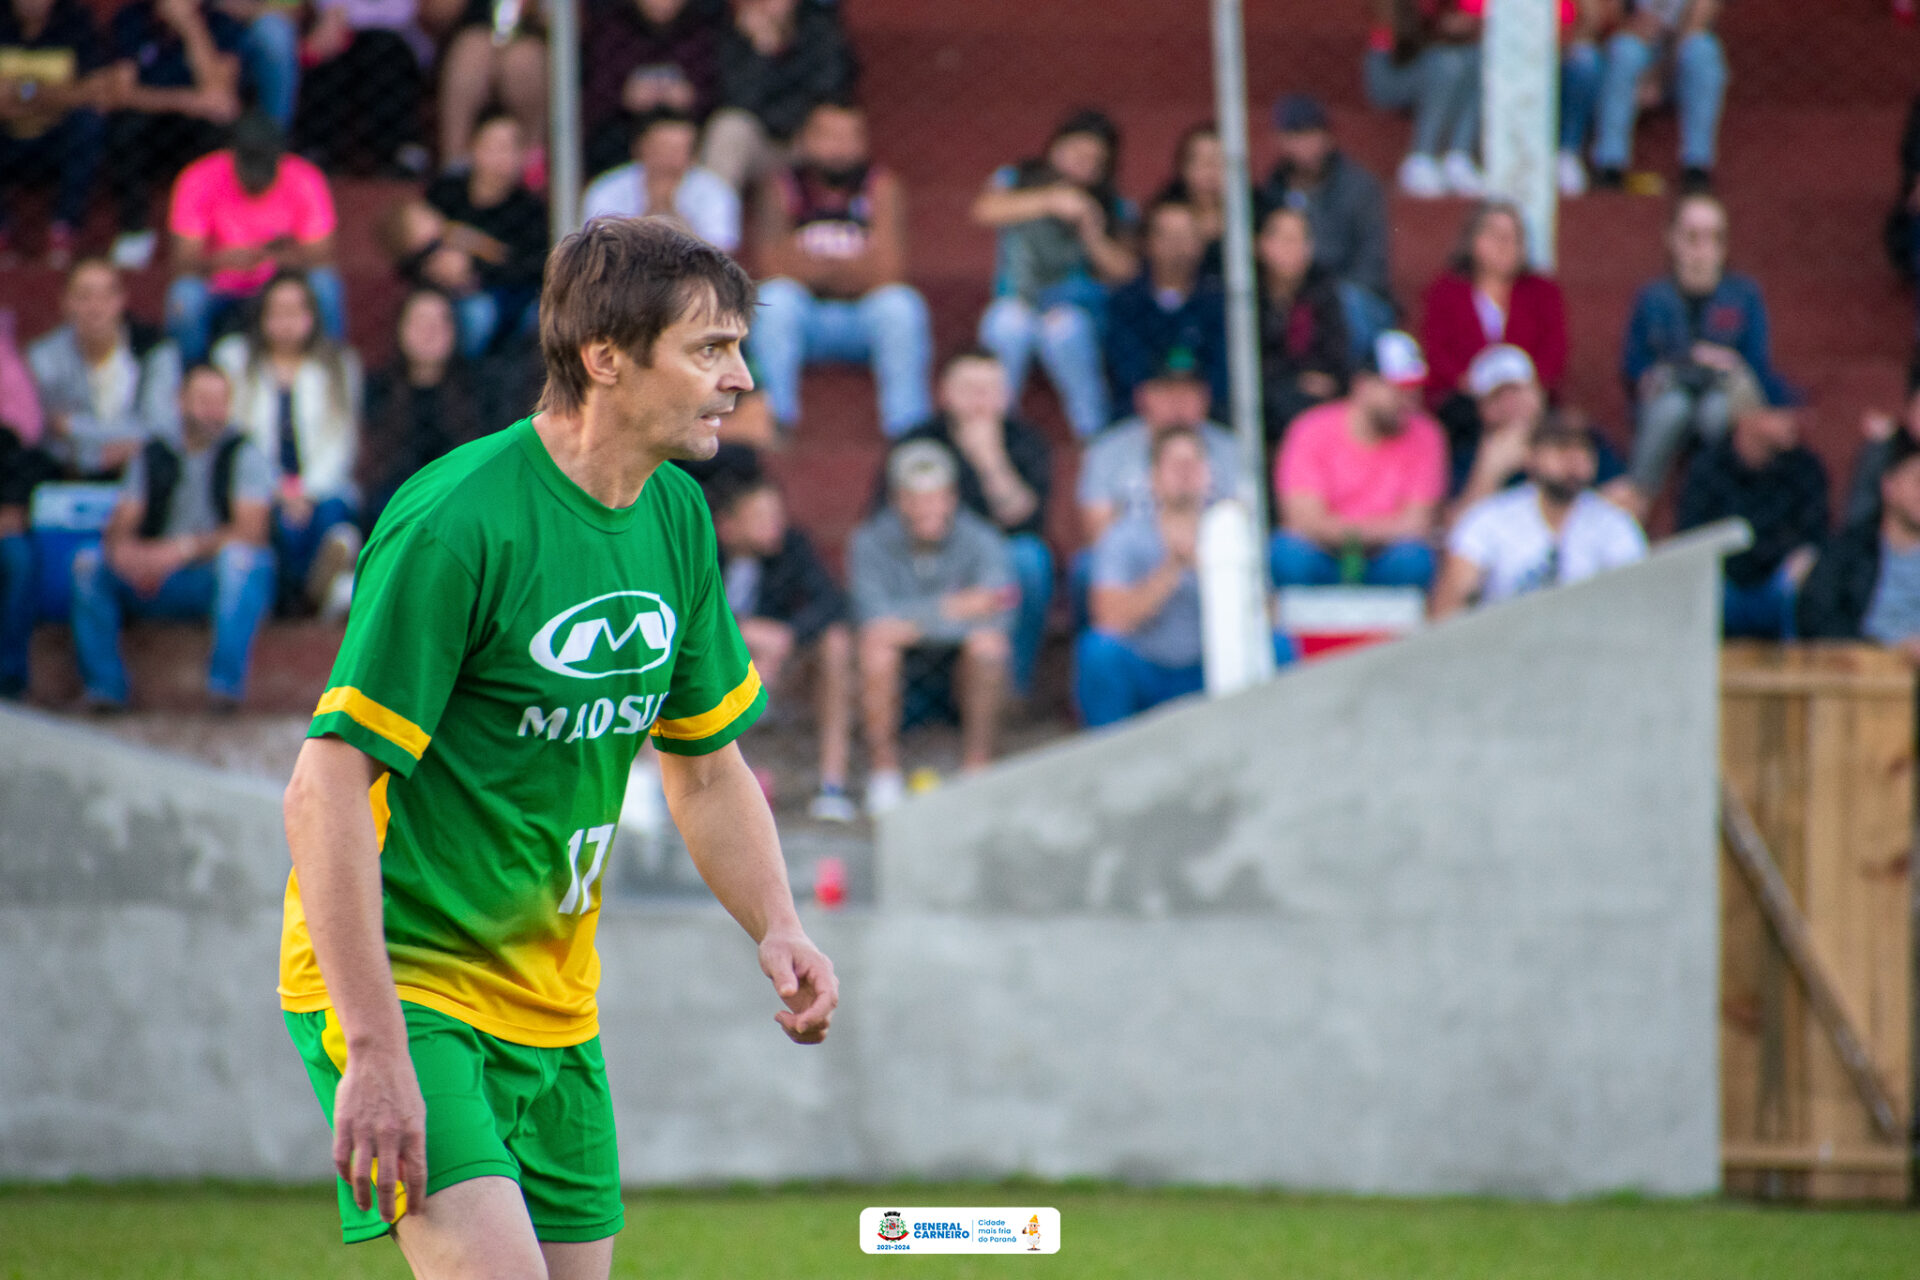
750;99;931;439
1431;409;1645;619
974;107;1139;439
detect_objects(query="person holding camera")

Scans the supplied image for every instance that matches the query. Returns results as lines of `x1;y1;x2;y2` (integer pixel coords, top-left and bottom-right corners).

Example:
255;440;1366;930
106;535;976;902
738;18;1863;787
1618;192;1790;512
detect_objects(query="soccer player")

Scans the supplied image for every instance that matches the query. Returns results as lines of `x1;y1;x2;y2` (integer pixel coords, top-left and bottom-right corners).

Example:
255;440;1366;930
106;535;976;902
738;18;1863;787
278;216;838;1279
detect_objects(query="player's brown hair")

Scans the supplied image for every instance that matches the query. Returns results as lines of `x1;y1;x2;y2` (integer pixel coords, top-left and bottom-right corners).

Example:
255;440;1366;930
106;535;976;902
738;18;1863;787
537;216;756;415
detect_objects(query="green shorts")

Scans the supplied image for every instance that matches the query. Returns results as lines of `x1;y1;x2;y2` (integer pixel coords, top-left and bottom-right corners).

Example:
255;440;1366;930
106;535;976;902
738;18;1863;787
284;1002;624;1245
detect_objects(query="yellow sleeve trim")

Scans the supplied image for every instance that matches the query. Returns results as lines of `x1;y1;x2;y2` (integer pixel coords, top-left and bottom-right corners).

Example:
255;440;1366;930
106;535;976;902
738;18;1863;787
314;686;431;760
651;665;763;742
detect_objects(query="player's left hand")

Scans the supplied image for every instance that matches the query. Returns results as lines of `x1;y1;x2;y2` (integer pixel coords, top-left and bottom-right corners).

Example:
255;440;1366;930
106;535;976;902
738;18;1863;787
760;930;838;1045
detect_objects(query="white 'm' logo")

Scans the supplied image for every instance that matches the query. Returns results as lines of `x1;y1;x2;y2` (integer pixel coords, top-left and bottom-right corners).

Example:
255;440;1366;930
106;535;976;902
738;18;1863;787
530;591;678;679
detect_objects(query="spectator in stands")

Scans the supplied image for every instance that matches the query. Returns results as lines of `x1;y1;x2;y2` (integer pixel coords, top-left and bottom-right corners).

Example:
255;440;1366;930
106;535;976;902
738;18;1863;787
1430;409;1646;619
1447;343;1630;510
1557;0;1603;196
1077;353;1240;545
703;0;855;194
69;362;275;710
751;101;931;438
0;308;50;698
708;471;855;822
1105;197;1228;412
101;0;243;271
1419;200;1568;462
582;106;739;252
1590;0;1727;193
357;286;488;531
293;0;429;176
210;269;361;614
1621;193;1787;509
1800;432;1920;653
1677;405;1828;639
1892;94;1920;340
582;0;720;177
29;260;183;478
0;0;108;266
1156;123;1226;281
850;440;1012;815
1364;0;1483;198
974;108;1138;440
165;110;343;363
1847;384;1920;527
1258;94;1393;362
878;349;1052;696
216;0;299;132
415;110;548;357
434;0;545;174
1256;204;1349;444
1271;330;1446;589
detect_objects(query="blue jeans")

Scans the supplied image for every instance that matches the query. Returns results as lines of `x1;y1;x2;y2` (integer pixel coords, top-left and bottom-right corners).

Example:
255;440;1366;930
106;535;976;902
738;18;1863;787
71;542;276;703
1269;531;1436;590
1560;42;1603;153
1007;532;1053;696
1591;29;1728;171
1336;281;1396;371
453;286;538;359
752;278;933;437
1722;566;1797;641
0;108;105;230
241;10;301;130
0;533;33;695
166;265;347;364
980;284;1111;438
1075;629;1296;728
274;495;357;603
1364;45;1481;158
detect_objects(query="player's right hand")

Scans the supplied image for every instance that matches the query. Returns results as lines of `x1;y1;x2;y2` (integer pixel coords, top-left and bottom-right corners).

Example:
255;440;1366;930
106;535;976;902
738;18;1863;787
332;1047;429;1223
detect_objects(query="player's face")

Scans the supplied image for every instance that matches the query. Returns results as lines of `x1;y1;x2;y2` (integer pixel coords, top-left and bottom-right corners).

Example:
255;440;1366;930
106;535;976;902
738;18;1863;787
625;302;752;462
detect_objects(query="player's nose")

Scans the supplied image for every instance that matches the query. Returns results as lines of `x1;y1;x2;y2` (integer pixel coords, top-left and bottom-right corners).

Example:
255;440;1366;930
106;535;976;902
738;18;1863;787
720;348;754;395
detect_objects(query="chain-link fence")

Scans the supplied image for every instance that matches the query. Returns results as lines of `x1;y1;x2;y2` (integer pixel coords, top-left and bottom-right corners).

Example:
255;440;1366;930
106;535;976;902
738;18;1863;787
0;0;1916;860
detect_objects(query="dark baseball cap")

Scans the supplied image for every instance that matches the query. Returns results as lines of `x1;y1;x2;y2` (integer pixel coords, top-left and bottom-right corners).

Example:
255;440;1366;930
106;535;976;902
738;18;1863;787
1146;346;1205;384
1271;94;1329;133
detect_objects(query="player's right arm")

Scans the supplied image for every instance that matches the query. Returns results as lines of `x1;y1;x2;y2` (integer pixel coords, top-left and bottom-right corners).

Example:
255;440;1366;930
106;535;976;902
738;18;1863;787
284;736;427;1225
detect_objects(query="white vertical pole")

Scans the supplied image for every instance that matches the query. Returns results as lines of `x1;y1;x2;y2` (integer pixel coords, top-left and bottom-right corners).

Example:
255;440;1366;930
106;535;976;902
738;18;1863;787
1207;0;1276;694
1482;0;1559;270
547;0;583;243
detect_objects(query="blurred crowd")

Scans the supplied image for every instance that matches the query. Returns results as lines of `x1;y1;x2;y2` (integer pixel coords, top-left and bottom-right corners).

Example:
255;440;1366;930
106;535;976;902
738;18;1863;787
0;0;1916;819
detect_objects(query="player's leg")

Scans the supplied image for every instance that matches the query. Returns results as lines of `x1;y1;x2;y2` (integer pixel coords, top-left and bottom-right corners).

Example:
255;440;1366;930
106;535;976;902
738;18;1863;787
539;1239;615;1280
393;1175;548;1280
514;1037;624;1280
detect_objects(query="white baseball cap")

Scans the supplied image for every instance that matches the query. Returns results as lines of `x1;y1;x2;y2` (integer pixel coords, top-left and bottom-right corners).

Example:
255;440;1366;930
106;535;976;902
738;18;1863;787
888;439;959;494
1466;344;1539;398
1368;330;1428;388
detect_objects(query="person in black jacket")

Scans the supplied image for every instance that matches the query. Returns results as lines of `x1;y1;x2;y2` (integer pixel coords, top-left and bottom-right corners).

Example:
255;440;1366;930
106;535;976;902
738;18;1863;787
701;0;854;194
1256;203;1349;446
871;348;1053;695
417;112;549;358
1677;405;1828;639
1800;430;1920;654
708;469;856;821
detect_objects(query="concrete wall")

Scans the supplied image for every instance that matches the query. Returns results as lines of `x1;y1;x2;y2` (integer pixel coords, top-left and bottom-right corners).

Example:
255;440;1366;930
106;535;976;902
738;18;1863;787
0;530;1739;1196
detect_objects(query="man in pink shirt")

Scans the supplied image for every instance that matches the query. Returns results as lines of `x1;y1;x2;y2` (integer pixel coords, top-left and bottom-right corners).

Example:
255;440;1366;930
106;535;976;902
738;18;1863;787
1271;329;1446;589
163;109;343;362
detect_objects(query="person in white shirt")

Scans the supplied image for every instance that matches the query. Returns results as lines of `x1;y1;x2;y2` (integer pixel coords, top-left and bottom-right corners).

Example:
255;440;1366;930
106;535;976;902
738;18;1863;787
580;107;741;252
1430;409;1647;618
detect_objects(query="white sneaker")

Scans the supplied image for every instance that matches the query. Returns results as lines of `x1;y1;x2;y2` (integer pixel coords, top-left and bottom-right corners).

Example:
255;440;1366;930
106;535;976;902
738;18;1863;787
1440;151;1484;197
109;230;157;271
1397;153;1445;199
807;786;858;823
1557;149;1588;197
865;769;906;817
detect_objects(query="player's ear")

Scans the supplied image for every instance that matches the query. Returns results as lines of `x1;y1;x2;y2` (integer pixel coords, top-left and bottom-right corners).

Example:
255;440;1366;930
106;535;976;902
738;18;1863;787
578;339;624;389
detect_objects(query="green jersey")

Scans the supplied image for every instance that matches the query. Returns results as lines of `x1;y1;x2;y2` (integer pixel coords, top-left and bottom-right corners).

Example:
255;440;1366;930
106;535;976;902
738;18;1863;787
279;417;765;1046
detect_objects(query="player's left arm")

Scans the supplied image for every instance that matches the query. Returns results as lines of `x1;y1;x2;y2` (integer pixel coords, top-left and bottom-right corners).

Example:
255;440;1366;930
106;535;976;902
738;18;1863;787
657;743;839;1045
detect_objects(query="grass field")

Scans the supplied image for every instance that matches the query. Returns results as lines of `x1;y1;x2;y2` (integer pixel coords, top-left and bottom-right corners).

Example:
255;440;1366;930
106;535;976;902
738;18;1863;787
5;1183;1920;1279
